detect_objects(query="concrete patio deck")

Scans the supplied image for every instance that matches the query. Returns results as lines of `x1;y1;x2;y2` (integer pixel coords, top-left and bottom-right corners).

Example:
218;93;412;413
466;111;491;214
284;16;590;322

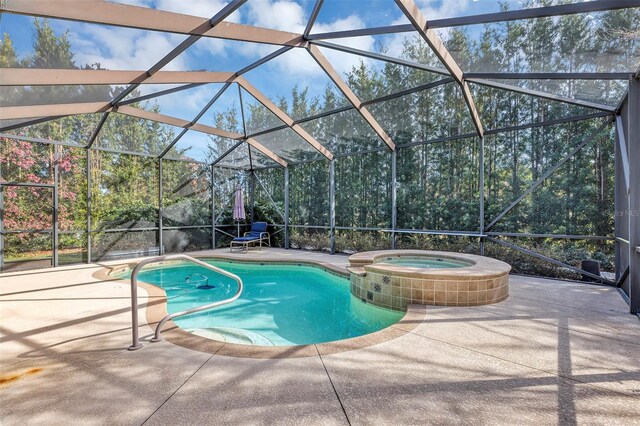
1;248;639;425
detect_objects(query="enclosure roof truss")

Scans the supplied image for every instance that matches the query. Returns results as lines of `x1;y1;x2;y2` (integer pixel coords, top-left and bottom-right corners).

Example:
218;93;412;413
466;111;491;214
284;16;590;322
0;0;637;165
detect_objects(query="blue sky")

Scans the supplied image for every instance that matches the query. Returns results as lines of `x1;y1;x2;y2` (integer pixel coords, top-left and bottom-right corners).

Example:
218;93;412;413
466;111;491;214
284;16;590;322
0;1;539;106
1;0;537;161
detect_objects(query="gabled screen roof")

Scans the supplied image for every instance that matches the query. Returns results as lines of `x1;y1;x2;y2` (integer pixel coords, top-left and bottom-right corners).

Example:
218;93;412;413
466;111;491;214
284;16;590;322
1;0;637;168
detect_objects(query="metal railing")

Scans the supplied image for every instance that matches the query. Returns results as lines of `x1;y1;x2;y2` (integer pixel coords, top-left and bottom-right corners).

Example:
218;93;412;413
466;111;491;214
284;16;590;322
128;254;243;350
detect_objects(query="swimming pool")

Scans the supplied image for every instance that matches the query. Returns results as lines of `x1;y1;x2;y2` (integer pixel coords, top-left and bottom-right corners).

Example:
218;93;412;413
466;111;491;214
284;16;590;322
123;260;402;346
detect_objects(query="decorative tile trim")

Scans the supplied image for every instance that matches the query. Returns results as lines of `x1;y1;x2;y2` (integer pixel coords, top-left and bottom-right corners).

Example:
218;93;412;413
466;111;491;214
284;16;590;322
349;251;510;309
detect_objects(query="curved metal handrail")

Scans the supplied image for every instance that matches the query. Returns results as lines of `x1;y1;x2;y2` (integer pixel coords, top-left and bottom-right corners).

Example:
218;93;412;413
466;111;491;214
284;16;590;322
128;254;243;351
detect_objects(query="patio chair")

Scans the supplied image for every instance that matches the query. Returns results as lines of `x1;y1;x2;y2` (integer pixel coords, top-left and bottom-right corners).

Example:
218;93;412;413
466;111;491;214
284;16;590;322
229;222;270;253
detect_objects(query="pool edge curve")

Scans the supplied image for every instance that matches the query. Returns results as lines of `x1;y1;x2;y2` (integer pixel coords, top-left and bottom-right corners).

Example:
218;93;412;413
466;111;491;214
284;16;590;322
93;255;425;359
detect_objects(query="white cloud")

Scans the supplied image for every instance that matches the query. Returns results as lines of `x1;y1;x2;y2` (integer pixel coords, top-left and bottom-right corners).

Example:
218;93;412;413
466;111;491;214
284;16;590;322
108;0;153;7
417;0;471;40
110;0;240;21
71;24;188;71
232;9;376;82
71;1;401;86
103;0;240;61
192;37;228;58
312;16;375;75
79;1;374;78
416;0;471;20
154;0;242;23
134;84;181;97
228;0;307;61
258;48;322;83
244;0;306;33
151;84;219;117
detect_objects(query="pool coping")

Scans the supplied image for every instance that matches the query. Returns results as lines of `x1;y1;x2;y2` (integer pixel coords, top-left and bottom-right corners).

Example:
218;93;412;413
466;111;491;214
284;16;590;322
349;250;512;280
94;254;425;359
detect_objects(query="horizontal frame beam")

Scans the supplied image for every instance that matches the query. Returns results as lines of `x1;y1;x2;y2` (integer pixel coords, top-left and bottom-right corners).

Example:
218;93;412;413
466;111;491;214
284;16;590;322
485;232;614;240
117;83;206;106
308;0;640;38
0;182;55;188
467;79;616;112
309;40;449;76
0;102;111;120
311;41;618;112
1;0;304;47
0;116;67;132
1;229;53;234
465;72;630;80
230;223;616;242
116;105;243;140
0;68;235;86
484;111;613;135
0;132;84;148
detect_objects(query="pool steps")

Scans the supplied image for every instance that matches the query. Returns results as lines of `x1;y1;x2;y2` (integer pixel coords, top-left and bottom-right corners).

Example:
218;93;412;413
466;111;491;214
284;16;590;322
188;327;274;346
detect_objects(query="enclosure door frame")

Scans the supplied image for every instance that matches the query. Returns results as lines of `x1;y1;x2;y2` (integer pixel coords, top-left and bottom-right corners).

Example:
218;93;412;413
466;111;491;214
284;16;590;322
0;181;57;272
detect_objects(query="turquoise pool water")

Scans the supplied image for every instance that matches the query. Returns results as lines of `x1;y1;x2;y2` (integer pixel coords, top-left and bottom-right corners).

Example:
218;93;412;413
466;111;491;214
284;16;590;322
125;260;402;346
376;257;471;268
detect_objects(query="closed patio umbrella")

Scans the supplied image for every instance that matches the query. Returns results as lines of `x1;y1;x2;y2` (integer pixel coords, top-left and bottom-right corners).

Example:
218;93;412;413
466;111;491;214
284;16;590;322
232;184;246;237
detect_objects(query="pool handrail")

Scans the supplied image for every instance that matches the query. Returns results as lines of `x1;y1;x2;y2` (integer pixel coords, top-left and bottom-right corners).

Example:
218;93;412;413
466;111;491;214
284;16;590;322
128;254;243;351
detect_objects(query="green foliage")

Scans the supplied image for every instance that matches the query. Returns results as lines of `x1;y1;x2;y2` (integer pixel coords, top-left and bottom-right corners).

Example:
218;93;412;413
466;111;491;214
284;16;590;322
31;19;75;69
3;6;632;278
1;21;212;262
396;235;480;254
0;33;18;67
290;229;330;252
335;231;389;254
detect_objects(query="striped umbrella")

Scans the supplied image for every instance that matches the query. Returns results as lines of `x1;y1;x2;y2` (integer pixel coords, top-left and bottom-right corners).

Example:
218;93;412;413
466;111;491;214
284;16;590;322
232;184;246;237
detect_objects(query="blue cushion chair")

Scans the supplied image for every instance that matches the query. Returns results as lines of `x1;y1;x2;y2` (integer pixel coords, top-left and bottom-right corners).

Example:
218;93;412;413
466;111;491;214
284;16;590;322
230;222;270;253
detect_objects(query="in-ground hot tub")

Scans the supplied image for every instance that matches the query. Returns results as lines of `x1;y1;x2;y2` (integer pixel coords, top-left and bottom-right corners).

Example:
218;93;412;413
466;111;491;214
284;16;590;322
348;250;511;310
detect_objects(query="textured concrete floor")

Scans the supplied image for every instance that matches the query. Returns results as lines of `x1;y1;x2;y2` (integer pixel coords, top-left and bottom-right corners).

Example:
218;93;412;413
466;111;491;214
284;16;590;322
1;248;639;425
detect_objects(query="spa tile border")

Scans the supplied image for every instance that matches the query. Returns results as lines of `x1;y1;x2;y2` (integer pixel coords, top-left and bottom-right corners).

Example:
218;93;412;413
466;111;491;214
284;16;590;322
348;250;511;309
